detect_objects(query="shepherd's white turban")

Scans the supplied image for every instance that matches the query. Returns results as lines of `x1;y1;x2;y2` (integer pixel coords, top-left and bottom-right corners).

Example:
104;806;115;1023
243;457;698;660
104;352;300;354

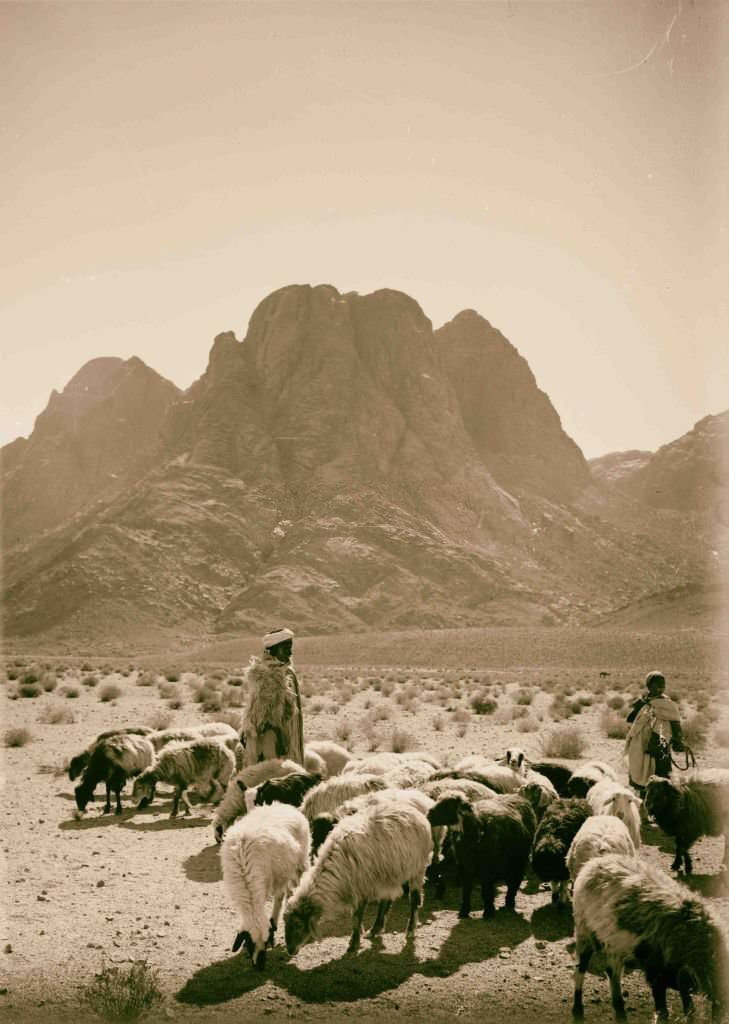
262;626;294;649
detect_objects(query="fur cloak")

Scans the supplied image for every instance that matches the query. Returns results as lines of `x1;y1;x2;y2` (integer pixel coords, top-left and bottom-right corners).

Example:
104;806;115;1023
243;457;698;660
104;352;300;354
243;654;304;767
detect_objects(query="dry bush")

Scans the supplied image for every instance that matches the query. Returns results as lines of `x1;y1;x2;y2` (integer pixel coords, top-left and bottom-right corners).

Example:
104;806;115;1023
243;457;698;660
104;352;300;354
82;674;99;688
607;695;625;710
309;700;326;715
81;960;163;1022
539;724;586;759
515;716;539;733
147;709;173;731
157;681;180;700
334;718;353;743
4;727;32;747
18;681;41;699
41;672;58;692
389;728;416;753
683;711;711;750
432;712;446;732
600;708;629;739
136;672;156;687
514;688;535;706
37;702;75;725
470;692;498;715
165;671;180;682
227;676;244;688
549;694;576;721
456;721;469;738
452;708;470;725
99;682;122;703
60;684;80;699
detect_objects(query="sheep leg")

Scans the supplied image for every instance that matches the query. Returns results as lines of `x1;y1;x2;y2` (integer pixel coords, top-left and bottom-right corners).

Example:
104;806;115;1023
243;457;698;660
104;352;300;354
111;768;126;816
209;778;224;805
647;972;669;1020
683;847;692;875
571;943;593;1020
458;869;474;918
103;782;112;815
268;893;285;946
606;958;627;1021
180;788;194;816
504;876;521;911
347;901;367;954
406;887;421;935
480;875;496;919
368;899;392;938
170;788;181;818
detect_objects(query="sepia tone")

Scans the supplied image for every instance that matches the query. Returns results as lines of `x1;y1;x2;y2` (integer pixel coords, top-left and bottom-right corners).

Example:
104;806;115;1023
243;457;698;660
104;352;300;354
2;2;728;1024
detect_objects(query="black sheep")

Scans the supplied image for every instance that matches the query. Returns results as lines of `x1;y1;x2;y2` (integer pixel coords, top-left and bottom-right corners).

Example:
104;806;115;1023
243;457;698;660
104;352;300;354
68;727;153;782
531;796;591;904
74;734;154;815
428;793;536;918
526;759;573;797
645;771;729;875
254;770;322;808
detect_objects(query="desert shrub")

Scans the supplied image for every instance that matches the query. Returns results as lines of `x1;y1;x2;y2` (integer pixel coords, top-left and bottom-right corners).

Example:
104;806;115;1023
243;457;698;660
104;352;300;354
18;681;41;698
136;672;156;687
389;728;415;753
4;727;32;747
514;688;534;706
576;693;593;707
456;721;469;738
600;708;629;739
516;716;539;733
60;684;81;699
683;712;711;750
222;685;245;709
157;681;179;700
202;694;223;714
549;694;576;721
146;709;173;731
309;700;325;715
41;672;58;692
334;718;352;743
227;677;244;687
452;708;470;725
607;695;625;710
99;682;122;703
21;670;39;685
373;679;394;697
470;692;498;715
539;724;587;759
37;702;75;725
82;674;99;688
165;672;180;682
167;696;184;711
432;713;446;732
81;960;163;1022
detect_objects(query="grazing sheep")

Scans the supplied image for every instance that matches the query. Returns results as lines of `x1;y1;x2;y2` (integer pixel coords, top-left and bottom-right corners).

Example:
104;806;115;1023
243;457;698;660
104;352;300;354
148;722;238;750
380;760;437;789
68;727;153;782
74;734;155;816
502;748;527;774
419;778;496;803
567;760;618;798
526;759;574;797
519;775;559;821
132;739;235;818
453;755;550;795
285;801;432;954
221;803;310;970
254;771;322;809
531;797;592;905
213;758;302;842
300;773;387;822
645;769;729;875
343;751;440;775
586;779;642;849
572;853;729;1021
309;787;435;858
428;793;536;917
430;767;506;793
305;741;352;778
566;816;637;883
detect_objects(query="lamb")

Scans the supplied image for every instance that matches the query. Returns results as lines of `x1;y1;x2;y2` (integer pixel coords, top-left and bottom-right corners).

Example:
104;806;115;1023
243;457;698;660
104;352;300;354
68;727;153;782
74;734;155;816
300;773;387;822
305;741;352;778
531;797;592;905
566;815;637;883
220;803;310;970
427;792;536;917
285;801;432;954
567;760;618;798
645;769;729;874
585;778;641;849
254;770;322;809
213;758;303;842
572;853;729;1021
132;739;235;818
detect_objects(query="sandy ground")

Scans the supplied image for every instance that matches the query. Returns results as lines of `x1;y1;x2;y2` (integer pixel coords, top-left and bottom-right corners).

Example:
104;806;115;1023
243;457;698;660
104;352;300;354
3;657;729;1024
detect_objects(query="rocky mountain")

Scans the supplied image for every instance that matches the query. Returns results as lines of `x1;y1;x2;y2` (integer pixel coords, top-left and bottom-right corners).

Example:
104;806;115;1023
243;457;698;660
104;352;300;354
2;284;724;649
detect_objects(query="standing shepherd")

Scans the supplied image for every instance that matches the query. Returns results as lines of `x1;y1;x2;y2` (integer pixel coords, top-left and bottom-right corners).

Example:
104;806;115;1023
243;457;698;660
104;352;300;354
624;670;684;794
242;626;304;767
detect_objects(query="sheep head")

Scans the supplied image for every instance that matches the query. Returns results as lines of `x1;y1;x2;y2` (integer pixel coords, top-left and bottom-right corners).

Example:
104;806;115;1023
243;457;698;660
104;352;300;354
284;895;322;955
427;794;471;828
520;781;553;819
310;814;338;857
644;776;679;827
506;749;526;773
74;781;92;813
254;780;275;807
132;774;156;809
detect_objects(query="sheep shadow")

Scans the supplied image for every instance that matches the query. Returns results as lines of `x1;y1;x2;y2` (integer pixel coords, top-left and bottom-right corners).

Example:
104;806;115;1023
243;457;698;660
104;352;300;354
176;950;270;1005
183;844;222;883
681;872;728;899
120;815;212;832
530;901;574;941
277;942;424;1003
425;907;531;978
58;808;140;830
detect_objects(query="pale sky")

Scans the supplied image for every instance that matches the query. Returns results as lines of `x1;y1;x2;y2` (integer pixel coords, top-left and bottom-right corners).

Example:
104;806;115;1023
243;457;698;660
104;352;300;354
2;0;727;459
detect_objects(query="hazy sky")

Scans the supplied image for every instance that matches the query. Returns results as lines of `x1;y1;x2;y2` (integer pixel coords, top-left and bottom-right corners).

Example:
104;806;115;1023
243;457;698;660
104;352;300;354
3;0;727;458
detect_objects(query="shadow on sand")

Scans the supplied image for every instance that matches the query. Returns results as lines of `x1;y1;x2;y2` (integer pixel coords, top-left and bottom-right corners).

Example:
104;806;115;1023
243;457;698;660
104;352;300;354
183;843;222;883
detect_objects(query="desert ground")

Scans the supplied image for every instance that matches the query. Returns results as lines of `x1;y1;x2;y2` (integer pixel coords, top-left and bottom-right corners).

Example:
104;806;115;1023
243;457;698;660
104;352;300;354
3;626;729;1024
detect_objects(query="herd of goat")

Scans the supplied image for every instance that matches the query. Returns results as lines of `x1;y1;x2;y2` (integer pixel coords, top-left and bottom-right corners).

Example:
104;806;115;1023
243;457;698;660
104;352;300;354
67;723;729;1021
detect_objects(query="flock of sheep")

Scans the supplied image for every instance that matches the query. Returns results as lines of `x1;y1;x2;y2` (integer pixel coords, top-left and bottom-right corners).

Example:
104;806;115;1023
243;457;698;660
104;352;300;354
68;723;729;1022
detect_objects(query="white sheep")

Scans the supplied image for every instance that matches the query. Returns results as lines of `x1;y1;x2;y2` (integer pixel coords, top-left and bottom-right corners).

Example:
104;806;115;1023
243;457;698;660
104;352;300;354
285;800;432;954
303;749;327;778
310;788;438;860
213;758;302;842
220;802;310;970
343;751;440;775
586;778;642;848
566;815;636;883
454;755;554;796
572;853;729;1021
132;739;235;818
305;741;353;777
380;760;437;789
567;760;618;798
300;773;387;822
148;722;239;750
